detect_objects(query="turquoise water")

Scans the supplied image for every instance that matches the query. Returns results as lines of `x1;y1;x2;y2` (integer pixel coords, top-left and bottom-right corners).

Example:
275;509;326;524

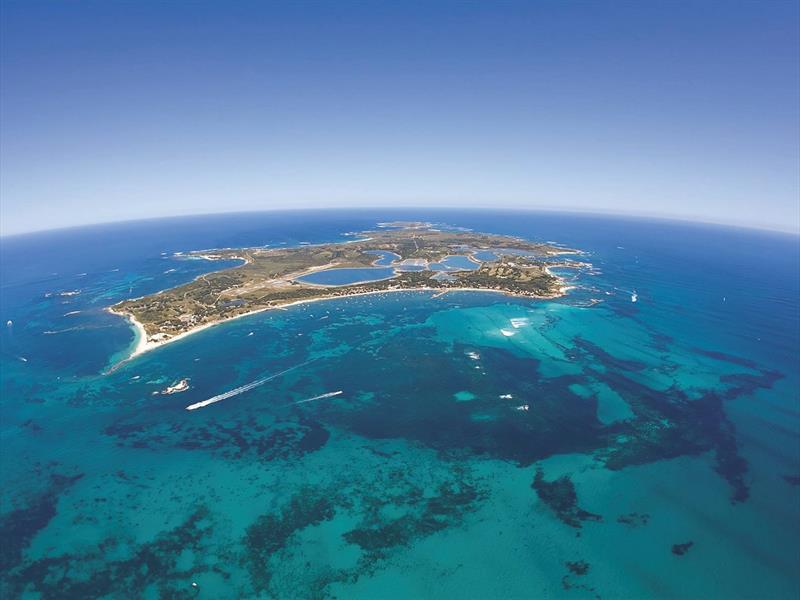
1;210;798;599
295;266;396;286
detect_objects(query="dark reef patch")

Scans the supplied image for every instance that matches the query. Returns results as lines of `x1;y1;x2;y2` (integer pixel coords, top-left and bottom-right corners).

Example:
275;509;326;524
19;419;42;433
531;468;601;528
66;382;121;408
649;331;673;352
573;331;785;501
243;488;336;593
343;478;485;558
0;472;83;573
237;463;487;596
671;541;694;556
594;369;752;503
719;370;783;400
782;474;800;486
104;414;329;461
309;324;780;507
692;348;760;370
314;337;608;466
4;506;226;599
561;559;599;598
566;560;590;575
574;336;648;372
344;514;431;554
616;512;650;527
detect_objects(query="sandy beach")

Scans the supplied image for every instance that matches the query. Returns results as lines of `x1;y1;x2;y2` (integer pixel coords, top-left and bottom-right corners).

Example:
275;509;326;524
105;281;568;370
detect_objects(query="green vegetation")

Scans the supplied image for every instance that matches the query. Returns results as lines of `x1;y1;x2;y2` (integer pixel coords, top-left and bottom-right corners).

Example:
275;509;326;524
111;223;574;346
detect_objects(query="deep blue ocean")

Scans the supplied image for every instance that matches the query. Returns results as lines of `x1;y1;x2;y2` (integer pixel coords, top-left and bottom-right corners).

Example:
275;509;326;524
1;209;798;599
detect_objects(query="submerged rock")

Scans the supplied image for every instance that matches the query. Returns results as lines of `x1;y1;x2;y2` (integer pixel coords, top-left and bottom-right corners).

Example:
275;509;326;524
531;468;601;528
566;560;590;575
153;378;190;395
671;541;694;556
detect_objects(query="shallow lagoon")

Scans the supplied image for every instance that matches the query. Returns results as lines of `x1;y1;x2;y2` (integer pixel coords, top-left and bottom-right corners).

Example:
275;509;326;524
471;250;499;262
430;255;480;271
363;250;401;266
295;266;396;286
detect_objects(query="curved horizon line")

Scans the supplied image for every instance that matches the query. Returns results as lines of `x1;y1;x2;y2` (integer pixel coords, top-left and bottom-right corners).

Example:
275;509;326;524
1;205;798;239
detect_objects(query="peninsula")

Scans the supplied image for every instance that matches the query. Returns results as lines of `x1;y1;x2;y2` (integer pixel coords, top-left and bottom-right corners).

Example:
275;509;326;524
109;222;579;359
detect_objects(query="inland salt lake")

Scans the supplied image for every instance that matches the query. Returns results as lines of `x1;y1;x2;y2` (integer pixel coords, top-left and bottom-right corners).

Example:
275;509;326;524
0;209;798;599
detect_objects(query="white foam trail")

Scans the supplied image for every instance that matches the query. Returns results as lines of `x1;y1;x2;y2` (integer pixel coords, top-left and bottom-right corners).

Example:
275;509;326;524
43;326;86;334
185;360;315;411
290;390;343;405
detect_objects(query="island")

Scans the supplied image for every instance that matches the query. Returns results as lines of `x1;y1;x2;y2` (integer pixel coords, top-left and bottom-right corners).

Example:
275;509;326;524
108;222;580;360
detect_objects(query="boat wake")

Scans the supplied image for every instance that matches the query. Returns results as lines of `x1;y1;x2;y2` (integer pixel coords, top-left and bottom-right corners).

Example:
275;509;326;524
288;390;343;405
185;359;316;411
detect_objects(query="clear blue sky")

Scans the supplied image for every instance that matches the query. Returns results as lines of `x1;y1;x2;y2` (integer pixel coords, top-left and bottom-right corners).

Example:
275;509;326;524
1;0;798;235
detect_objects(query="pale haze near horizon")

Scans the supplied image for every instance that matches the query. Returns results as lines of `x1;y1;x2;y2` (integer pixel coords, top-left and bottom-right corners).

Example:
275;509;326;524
1;1;798;236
